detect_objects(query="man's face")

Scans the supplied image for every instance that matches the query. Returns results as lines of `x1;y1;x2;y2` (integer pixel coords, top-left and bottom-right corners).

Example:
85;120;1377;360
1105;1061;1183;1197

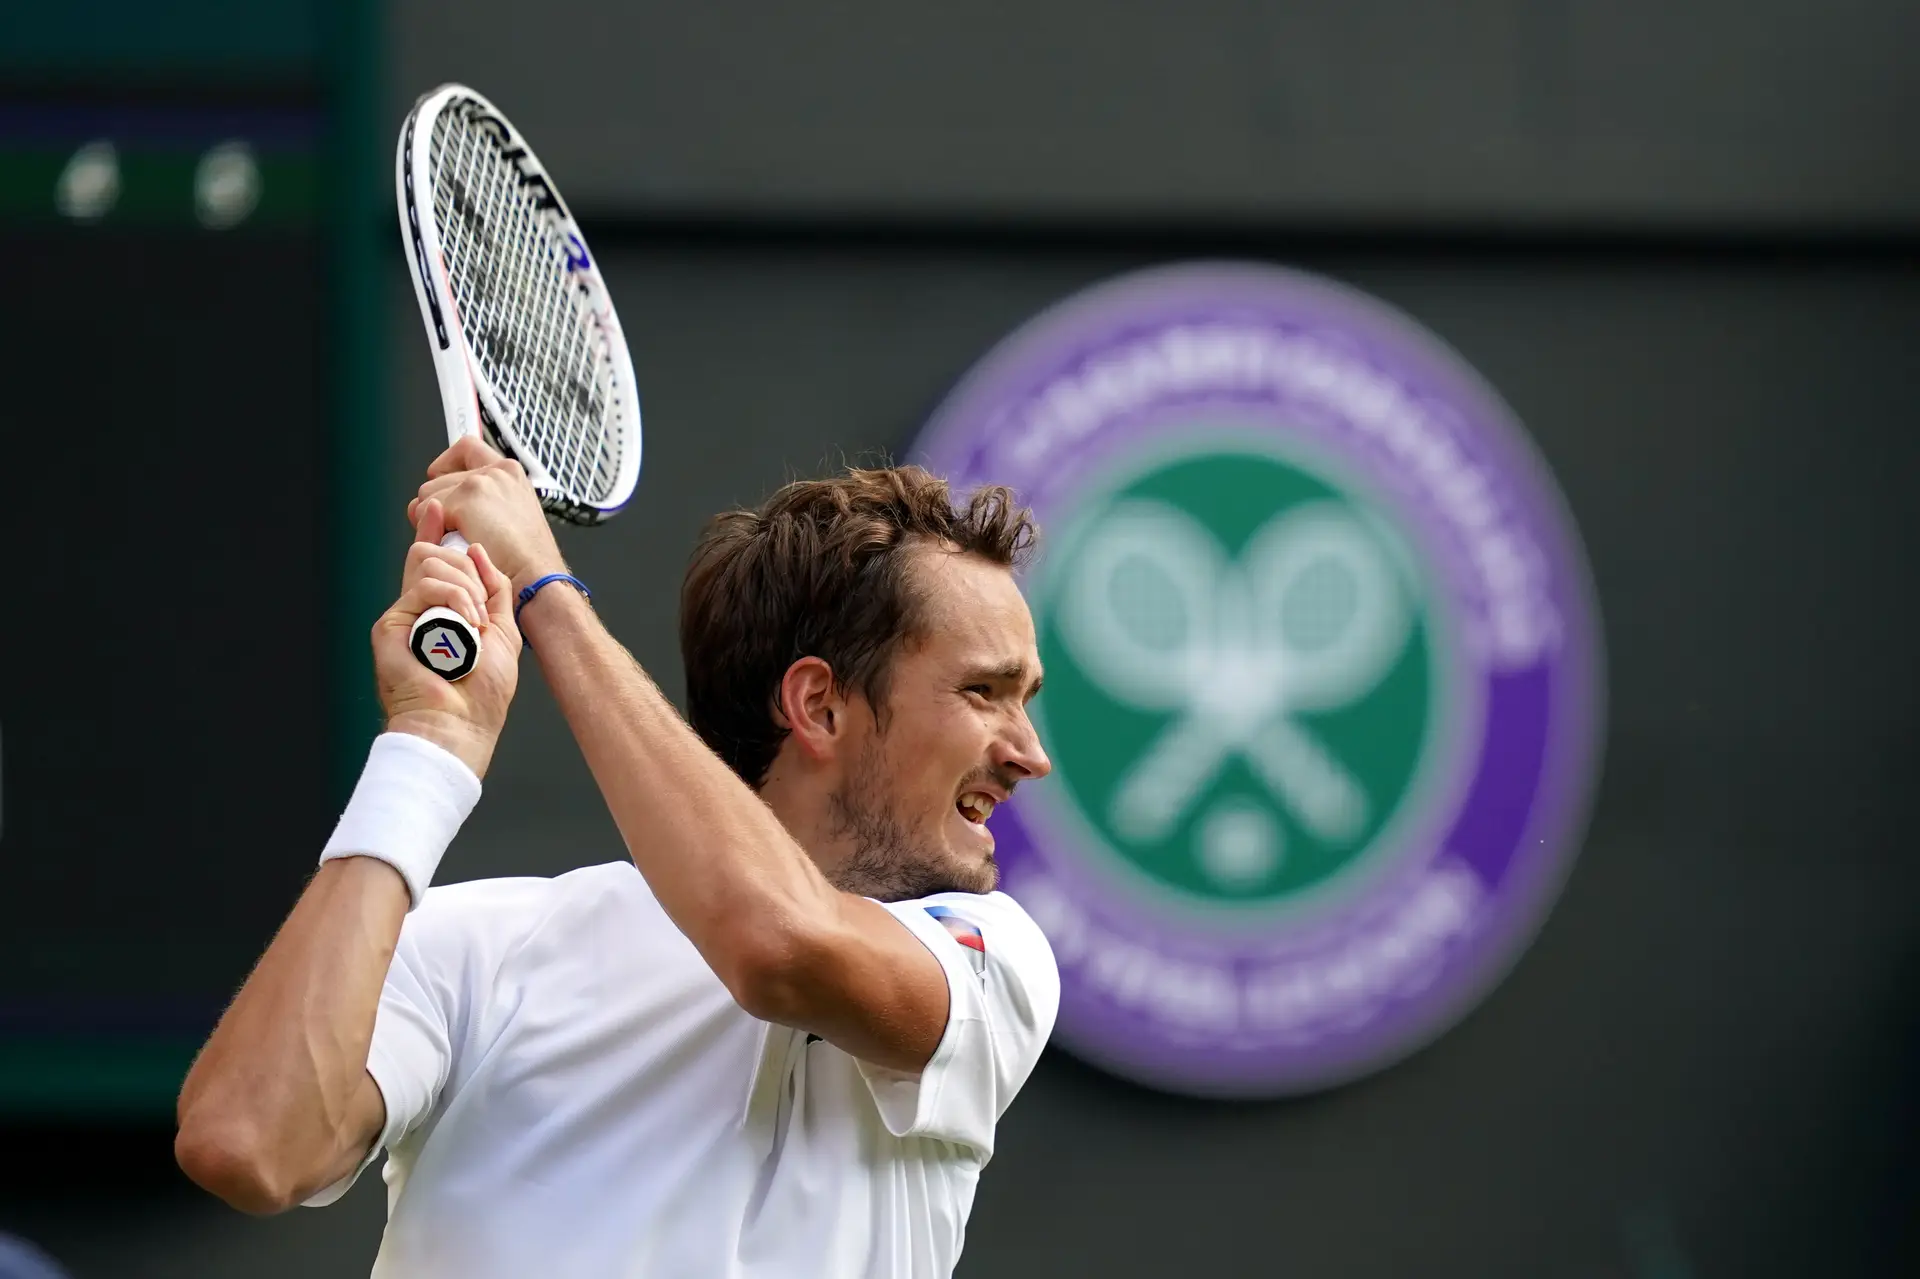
826;551;1050;901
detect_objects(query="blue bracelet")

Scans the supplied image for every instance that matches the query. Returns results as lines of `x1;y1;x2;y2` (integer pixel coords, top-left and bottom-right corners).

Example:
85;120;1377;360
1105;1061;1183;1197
514;572;592;625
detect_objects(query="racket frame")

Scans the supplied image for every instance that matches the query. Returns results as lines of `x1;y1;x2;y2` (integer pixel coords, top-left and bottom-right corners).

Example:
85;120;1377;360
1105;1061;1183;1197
396;83;641;526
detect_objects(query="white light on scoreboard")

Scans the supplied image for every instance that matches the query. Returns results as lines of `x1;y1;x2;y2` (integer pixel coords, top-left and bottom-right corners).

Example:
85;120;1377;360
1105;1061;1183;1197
55;140;120;222
195;140;262;230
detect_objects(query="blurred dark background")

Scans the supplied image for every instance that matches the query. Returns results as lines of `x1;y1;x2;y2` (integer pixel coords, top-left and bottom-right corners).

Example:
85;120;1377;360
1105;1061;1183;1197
2;1;1916;1275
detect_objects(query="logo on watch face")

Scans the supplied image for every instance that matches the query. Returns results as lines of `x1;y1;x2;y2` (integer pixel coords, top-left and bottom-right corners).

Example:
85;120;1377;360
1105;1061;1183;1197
910;263;1604;1097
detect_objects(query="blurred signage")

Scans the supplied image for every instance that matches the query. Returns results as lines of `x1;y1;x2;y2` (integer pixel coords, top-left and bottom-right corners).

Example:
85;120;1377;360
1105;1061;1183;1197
912;263;1604;1096
0;94;316;229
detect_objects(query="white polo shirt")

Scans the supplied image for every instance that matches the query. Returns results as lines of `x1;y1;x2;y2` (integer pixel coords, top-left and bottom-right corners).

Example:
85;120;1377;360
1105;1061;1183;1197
304;861;1059;1278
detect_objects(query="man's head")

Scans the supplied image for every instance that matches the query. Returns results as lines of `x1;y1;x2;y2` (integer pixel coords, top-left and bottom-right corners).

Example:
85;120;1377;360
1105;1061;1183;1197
681;466;1050;900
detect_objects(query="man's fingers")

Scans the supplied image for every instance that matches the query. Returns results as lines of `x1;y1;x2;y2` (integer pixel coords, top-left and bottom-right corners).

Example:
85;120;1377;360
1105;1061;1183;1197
405;541;487;618
404;538;481;578
411;566;485;629
416;457;528;505
468;543;515;626
400;575;488;631
425;434;502;480
411;456;537;538
415;497;448;546
409;473;476;531
413;473;464;509
414;556;488;624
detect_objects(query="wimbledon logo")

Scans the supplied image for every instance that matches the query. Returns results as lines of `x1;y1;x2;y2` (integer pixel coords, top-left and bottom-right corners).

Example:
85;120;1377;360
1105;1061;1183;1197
910;264;1604;1097
1044;459;1431;907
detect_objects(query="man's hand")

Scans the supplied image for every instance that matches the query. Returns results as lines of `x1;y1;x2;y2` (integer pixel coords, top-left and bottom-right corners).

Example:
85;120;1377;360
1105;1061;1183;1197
375;498;521;777
408;436;569;595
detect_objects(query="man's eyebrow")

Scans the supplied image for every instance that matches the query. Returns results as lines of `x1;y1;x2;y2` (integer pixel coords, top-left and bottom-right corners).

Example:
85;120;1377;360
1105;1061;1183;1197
967;661;1044;699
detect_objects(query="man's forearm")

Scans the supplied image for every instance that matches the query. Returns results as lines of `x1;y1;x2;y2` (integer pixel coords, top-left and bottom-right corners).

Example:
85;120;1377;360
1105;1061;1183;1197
175;857;401;1212
521;588;841;986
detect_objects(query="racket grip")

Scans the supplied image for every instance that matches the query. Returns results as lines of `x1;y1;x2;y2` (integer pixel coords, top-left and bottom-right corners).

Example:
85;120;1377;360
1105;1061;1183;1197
407;532;482;681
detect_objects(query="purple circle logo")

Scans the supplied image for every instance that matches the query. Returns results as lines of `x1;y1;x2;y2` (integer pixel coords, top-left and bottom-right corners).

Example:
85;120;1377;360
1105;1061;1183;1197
911;264;1604;1097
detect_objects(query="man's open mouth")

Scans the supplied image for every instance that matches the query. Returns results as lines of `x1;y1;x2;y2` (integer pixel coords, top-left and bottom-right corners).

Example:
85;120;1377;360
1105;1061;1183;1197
956;792;998;824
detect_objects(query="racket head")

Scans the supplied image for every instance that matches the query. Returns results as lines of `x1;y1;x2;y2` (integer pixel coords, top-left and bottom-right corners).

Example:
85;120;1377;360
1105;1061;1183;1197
396;84;641;525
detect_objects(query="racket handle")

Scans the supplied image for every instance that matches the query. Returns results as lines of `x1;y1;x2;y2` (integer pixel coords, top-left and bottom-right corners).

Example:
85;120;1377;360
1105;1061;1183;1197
408;531;482;681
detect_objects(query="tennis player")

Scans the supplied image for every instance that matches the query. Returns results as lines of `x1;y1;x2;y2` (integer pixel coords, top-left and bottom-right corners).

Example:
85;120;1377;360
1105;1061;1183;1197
175;439;1057;1278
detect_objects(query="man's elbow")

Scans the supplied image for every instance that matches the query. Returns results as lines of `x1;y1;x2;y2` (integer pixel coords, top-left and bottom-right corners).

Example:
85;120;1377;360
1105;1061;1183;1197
718;921;833;1028
174;1119;305;1215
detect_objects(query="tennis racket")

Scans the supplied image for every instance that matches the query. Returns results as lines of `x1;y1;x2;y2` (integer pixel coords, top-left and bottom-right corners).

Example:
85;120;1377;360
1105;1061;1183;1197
396;83;642;680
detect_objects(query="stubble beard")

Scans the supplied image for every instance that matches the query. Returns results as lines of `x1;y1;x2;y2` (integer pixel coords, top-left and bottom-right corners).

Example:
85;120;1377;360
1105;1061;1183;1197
824;739;996;902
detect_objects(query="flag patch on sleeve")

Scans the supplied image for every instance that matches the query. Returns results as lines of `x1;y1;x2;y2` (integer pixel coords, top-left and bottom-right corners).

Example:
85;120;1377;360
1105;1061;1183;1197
924;905;986;976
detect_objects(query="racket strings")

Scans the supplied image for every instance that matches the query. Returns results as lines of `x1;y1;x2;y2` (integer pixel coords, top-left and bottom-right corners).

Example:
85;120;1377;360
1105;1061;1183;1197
428;103;625;506
441;111;600;451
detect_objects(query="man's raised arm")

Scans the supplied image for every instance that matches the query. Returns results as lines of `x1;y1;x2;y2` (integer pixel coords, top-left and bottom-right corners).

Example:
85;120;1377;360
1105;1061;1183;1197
174;507;517;1213
525;586;952;1071
412;440;956;1073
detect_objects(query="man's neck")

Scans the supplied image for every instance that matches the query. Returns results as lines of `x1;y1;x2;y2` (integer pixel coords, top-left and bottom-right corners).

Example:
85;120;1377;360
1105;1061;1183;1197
755;764;851;881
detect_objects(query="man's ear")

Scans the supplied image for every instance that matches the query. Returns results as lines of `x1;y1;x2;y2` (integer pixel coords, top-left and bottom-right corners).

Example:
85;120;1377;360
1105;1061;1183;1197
776;656;845;762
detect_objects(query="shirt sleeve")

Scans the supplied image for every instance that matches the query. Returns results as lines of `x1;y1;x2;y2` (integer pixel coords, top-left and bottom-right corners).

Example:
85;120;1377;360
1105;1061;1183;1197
301;879;530;1207
855;890;1061;1157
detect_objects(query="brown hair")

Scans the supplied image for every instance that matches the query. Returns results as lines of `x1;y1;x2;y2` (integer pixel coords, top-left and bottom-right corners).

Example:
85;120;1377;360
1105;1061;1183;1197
680;465;1037;787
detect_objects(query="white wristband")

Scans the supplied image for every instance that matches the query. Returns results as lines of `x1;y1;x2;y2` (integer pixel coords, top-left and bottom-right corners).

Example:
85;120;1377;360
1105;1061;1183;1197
319;732;482;910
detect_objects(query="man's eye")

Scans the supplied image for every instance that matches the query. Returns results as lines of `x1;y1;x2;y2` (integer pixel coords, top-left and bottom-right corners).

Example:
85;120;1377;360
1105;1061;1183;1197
964;685;992;699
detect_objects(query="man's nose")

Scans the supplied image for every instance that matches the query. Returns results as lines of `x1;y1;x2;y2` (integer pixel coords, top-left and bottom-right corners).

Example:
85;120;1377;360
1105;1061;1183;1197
998;709;1051;782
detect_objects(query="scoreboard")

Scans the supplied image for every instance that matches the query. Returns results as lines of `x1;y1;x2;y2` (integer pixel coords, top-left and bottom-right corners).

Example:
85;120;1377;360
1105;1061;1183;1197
0;1;381;1115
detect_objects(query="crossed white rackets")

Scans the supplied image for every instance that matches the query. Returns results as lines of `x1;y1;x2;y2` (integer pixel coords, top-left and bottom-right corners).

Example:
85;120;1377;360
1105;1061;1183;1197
1055;499;1415;852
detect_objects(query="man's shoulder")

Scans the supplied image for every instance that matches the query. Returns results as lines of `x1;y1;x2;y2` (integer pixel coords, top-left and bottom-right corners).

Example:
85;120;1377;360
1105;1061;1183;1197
890;889;1059;983
410;862;646;946
902;888;1044;931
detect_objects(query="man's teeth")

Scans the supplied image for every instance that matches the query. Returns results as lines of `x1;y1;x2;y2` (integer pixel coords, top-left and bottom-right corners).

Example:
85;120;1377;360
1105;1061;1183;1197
957;792;997;823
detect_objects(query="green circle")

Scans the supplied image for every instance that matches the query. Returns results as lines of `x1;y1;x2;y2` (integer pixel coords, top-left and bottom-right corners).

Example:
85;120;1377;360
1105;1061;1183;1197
1033;449;1435;904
